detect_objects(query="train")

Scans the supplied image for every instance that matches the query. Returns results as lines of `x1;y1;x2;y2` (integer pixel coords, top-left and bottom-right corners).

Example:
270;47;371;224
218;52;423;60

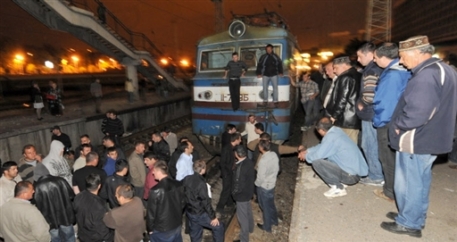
192;12;302;151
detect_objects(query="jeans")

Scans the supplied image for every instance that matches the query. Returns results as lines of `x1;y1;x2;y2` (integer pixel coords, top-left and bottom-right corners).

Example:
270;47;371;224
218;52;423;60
312;159;360;189
187;212;224;242
394;152;436;230
50;225;75;242
377;126;396;199
229;78;241;111
128;92;134;103
262;75;278;102
256;186;278;232
361;121;383;180
302;99;320;126
236;201;253;242
150;226;182;242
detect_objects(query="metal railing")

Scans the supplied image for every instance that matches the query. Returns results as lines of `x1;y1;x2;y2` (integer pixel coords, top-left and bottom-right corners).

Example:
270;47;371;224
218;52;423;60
69;0;163;58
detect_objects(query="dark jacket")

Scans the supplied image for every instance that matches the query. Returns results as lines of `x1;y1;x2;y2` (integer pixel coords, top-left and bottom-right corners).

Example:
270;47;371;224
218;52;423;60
232;157;255;202
101;117;124;137
256;52;283;77
99;173;130;209
356;61;383;121
33;175;76;230
183;172;216;219
148;139;170;162
73;190;114;242
320;78;333;103
51;133;72;150
147;177;185;233
389;58;457;154
326;67;362;129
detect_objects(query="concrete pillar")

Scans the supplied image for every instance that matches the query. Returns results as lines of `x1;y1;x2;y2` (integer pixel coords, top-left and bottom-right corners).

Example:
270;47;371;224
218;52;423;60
126;65;139;98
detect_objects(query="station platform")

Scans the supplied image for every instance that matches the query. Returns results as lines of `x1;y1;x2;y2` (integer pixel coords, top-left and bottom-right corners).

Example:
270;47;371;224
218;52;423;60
289;130;457;241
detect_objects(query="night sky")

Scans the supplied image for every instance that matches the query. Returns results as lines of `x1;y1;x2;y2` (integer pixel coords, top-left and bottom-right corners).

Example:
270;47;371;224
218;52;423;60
0;0;367;60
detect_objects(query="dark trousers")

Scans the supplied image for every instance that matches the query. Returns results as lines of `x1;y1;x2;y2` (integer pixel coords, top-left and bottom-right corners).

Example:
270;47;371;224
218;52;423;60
449;137;457;163
312;159;360;189
216;173;234;210
187;212;224;242
229;78;241;111
376;125;396;200
236;201;254;242
257;186;278;232
150;226;182;242
94;96;102;113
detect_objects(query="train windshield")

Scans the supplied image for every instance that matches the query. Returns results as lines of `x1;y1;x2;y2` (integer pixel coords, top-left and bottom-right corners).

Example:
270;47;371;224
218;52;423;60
240;46;281;69
200;49;233;71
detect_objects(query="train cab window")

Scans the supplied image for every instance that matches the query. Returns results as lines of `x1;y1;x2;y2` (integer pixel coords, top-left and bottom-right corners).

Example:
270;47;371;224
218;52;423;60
240;46;281;69
200;49;233;71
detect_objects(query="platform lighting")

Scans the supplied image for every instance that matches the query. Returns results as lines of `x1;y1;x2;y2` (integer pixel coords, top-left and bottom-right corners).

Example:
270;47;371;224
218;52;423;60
61;59;68;65
180;59;189;67
304;59;310;63
45;61;54;69
99;59;105;63
300;53;311;58
15;54;24;61
71;56;79;62
109;58;115;62
160;58;168;65
87;49;92;52
27;52;34;56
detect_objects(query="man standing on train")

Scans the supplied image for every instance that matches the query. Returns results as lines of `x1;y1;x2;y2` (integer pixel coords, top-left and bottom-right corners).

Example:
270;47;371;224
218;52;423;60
256;44;283;108
224;52;248;111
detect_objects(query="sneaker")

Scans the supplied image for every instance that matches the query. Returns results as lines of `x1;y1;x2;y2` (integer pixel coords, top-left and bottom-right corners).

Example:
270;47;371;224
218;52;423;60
359;177;384;187
301;126;310;131
324;185;347;198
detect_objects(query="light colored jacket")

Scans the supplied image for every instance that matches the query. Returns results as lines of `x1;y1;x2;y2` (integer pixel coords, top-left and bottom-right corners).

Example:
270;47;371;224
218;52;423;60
128;151;146;187
241;121;260;143
255;151;279;190
0;198;50;242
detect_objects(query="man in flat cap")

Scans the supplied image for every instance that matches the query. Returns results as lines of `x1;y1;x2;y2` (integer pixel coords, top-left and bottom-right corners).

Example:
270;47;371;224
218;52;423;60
325;56;361;144
381;36;457;238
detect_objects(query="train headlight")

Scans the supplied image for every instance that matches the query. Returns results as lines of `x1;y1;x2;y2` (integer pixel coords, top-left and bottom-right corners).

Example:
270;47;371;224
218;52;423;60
228;20;246;39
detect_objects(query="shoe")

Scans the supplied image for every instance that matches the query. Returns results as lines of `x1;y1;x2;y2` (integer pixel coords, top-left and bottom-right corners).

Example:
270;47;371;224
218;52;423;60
323;185;347;198
233;240;241;242
300;126;309;131
380;222;422;238
37;117;43;121
373;189;394;202
386;212;397;220
449;164;457;170
359;177;384;187
385;212;425;229
256;223;271;232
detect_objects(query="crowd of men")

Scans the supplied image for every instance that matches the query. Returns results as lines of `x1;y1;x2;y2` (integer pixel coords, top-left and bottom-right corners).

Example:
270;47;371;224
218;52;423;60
297;35;457;238
1;35;457;241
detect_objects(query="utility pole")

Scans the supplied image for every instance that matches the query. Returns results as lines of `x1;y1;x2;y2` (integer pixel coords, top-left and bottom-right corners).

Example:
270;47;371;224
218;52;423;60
365;0;392;43
211;0;224;33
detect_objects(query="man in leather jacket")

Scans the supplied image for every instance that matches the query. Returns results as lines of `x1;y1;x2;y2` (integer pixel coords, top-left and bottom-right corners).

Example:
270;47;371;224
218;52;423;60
183;160;224;242
148;132;170;162
326;56;362;144
147;160;185;241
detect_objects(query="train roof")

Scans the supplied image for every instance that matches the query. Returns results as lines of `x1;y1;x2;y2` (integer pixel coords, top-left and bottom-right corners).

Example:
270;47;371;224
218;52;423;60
197;25;297;47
